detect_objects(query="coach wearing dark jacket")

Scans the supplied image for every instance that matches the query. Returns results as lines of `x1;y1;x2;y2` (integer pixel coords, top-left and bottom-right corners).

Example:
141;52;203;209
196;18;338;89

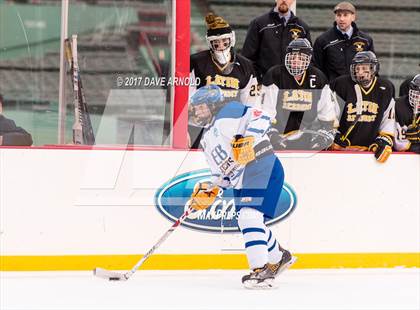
0;94;33;146
313;2;374;82
242;0;311;82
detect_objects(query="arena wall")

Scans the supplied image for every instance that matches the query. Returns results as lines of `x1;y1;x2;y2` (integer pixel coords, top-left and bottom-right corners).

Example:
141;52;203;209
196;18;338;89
0;148;418;270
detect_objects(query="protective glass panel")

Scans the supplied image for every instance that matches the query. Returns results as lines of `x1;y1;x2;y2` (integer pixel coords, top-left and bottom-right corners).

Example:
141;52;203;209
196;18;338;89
0;1;62;145
0;0;173;146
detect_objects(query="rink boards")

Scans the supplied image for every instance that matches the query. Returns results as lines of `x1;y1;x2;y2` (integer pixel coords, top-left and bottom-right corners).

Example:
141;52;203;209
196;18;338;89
0;147;419;270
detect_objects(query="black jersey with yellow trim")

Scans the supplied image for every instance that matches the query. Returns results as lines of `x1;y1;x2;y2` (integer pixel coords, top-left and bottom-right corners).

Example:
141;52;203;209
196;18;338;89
190;50;258;103
188;50;259;149
330;75;396;148
262;64;330;134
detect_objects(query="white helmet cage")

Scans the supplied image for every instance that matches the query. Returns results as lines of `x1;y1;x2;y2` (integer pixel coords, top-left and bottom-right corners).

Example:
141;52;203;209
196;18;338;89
285;52;311;76
409;89;420;111
206;31;236;65
408;74;420;111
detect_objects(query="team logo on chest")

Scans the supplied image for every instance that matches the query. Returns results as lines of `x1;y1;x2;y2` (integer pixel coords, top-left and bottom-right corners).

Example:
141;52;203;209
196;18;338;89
282;90;313;111
206;75;240;98
346;101;379;122
353;41;366;52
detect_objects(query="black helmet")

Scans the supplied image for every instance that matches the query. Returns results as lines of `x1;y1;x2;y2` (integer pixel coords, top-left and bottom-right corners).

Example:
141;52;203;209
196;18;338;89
408;74;420;110
285;38;312;76
350;51;379;87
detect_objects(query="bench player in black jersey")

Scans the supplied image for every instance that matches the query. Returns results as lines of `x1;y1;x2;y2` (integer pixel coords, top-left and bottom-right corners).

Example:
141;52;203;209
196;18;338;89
188;13;259;149
394;74;420;153
261;38;337;150
330;51;395;163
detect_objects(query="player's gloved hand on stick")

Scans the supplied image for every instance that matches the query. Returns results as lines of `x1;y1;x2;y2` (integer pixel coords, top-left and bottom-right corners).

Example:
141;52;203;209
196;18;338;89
189;181;222;210
330;131;351;150
231;135;256;165
406;118;419;144
368;135;393;163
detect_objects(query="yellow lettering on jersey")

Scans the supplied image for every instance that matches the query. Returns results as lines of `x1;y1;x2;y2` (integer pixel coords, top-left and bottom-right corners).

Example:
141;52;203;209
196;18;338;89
366;102;378;114
360;114;377;122
346;101;379;123
205;75;240;89
222;89;239;98
205;76;213;85
282;90;313;111
347;114;356;122
283;90;312;103
282;102;312;111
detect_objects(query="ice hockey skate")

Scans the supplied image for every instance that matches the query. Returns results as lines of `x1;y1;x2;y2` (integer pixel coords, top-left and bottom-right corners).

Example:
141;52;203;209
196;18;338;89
242;265;276;289
268;249;298;278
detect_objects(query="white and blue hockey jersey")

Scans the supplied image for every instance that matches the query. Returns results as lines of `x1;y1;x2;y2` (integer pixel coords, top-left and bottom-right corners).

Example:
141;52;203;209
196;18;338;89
201;101;273;190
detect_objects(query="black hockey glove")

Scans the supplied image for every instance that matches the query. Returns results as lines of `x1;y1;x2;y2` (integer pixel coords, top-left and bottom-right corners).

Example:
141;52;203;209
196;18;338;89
368;135;393;163
310;129;336;150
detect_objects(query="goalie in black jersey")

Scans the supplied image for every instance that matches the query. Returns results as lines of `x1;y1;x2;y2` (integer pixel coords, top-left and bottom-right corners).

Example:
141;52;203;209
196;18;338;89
261;38;338;150
394;74;420;153
330;51;396;163
188;13;259;149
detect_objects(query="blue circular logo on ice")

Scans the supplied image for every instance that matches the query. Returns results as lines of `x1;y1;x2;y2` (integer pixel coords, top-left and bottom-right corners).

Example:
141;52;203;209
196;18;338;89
154;169;297;232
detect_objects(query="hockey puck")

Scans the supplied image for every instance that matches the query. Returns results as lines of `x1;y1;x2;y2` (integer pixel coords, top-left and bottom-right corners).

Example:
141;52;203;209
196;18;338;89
109;277;120;281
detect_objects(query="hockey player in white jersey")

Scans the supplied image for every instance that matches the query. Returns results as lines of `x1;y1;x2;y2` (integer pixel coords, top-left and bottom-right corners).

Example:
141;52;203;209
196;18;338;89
188;85;296;289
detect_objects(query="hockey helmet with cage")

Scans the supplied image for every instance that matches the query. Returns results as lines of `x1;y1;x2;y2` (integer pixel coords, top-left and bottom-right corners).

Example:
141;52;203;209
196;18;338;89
350;51;379;87
205;13;236;68
189;85;225;127
408;74;420;110
285;38;313;77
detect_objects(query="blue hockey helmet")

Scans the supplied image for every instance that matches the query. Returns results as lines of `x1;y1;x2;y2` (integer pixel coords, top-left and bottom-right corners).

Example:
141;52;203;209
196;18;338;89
189;85;225;126
191;84;224;106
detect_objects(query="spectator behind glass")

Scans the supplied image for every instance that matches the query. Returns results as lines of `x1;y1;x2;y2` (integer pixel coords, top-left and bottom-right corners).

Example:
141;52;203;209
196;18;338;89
0;94;33;146
313;2;374;82
241;0;311;83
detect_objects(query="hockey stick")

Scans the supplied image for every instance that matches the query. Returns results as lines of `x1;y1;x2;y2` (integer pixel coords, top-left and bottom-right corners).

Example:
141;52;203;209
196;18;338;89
94;206;195;281
67;35;84;144
77;59;95;145
274;129;335;150
66;35;95;145
340;84;363;142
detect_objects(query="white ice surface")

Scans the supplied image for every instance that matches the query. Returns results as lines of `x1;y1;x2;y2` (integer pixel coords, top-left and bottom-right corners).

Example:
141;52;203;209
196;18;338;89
1;268;419;310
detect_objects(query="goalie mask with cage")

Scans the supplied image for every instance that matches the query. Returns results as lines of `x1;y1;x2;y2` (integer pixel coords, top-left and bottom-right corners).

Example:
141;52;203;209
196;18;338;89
189;85;225;127
409;74;420;112
285;38;312;77
205;13;236;67
350;51;379;87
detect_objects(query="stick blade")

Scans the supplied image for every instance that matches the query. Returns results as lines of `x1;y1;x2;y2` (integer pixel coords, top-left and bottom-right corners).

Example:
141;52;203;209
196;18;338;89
93;268;128;281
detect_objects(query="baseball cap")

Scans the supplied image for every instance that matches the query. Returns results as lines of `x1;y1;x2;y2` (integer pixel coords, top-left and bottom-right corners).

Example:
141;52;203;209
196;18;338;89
334;2;356;14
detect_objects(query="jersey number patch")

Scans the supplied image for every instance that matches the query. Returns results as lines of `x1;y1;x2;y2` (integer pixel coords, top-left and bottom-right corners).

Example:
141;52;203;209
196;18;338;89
211;144;228;165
